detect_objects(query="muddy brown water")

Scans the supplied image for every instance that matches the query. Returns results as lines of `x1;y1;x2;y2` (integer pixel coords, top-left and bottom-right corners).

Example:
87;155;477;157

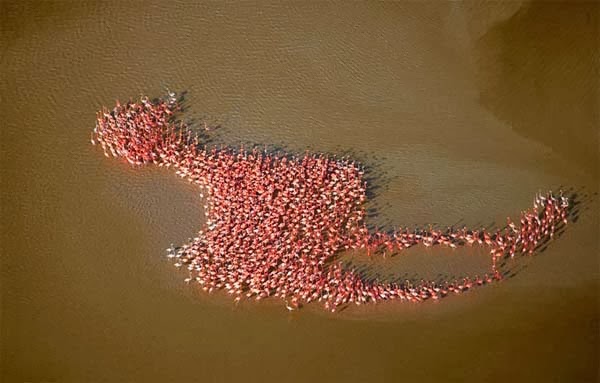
1;2;598;382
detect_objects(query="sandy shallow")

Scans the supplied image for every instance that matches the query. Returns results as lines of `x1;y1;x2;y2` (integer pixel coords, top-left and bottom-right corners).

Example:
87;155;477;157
1;1;598;382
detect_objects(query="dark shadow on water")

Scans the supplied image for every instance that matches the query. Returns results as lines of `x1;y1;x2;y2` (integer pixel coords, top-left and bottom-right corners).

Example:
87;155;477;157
476;2;599;178
337;185;594;291
158;91;596;306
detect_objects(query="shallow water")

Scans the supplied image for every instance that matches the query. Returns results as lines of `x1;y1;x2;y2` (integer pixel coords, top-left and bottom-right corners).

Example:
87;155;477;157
1;2;598;382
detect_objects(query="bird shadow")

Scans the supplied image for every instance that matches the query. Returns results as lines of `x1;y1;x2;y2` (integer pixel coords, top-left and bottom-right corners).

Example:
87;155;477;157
336;185;593;290
160;90;595;307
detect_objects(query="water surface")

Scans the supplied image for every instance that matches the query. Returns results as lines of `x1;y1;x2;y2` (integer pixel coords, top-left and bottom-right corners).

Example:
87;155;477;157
1;2;598;382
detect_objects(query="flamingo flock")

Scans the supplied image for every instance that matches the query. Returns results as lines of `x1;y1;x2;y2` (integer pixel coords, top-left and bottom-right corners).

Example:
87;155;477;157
91;94;569;312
